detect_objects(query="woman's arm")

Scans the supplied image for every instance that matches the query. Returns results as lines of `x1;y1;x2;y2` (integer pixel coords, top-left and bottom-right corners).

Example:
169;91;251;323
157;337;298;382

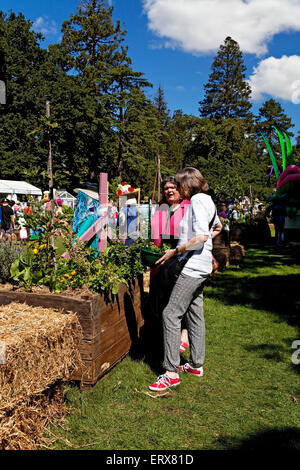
211;223;222;239
155;233;208;265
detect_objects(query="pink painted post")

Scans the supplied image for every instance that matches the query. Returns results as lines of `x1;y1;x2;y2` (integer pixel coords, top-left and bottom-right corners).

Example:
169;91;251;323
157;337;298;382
98;172;108;252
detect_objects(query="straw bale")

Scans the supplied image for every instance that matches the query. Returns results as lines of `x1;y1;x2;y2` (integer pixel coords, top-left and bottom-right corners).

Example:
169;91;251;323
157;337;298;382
0;302;82;413
143;269;151;294
230;242;246;262
212;246;230;271
0;382;65;450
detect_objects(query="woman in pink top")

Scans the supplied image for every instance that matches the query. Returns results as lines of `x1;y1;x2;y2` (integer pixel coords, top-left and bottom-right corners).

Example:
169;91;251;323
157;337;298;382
150;176;190;357
151;177;189;250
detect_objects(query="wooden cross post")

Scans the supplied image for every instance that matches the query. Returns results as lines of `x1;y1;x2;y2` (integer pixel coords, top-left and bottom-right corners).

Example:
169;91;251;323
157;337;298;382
98;172;108;252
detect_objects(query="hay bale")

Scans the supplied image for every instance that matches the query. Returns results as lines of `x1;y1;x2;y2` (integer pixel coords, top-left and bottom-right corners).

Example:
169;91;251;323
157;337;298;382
0;382;65;450
0;302;82;449
0;303;82;411
143;269;151;294
212;247;230;271
230;242;245;262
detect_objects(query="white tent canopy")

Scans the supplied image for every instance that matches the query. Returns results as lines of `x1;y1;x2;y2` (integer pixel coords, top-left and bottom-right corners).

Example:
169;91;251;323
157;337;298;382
0;180;42;196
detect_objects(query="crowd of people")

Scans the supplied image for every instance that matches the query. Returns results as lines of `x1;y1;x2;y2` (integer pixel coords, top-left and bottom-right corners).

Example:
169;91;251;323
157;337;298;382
0;196;66;243
0;198;20;241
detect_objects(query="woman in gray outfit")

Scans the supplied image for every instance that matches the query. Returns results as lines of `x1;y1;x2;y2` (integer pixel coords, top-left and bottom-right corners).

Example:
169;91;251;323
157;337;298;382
149;167;222;391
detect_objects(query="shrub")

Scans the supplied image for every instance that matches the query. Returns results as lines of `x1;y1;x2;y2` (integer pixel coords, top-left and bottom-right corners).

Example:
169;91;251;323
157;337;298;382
0;241;24;282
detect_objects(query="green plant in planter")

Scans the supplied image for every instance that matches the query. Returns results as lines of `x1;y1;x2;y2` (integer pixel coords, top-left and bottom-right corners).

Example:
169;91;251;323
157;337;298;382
88;238;147;296
10;209;147;295
10;245;41;289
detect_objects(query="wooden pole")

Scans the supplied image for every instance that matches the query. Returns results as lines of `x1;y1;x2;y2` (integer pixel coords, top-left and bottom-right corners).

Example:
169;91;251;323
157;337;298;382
45;98;56;269
98;172;108;252
46;99;53;203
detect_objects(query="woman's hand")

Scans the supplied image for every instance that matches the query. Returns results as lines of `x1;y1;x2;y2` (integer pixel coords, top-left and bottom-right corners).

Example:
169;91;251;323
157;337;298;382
155;248;176;265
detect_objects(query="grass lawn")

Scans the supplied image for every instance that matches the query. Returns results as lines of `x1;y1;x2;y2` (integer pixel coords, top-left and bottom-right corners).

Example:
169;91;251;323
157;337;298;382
47;240;300;451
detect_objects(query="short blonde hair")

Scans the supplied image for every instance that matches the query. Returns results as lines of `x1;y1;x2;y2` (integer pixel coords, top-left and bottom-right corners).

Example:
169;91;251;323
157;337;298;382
175;167;209;199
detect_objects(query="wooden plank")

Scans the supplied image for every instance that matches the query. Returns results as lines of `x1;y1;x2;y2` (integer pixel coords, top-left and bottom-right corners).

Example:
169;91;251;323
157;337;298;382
78;315;144;360
98;172;108;252
71;333;136;385
91;282;142;334
78;216;104;243
0;291;91;313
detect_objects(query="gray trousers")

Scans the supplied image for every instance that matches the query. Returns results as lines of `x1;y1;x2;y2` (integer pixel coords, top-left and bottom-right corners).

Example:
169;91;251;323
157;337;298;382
162;272;207;372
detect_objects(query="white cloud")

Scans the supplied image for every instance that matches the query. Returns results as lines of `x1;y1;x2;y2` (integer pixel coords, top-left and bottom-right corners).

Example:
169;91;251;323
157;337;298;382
248;55;300;103
176;85;185;91
33;16;58;36
142;0;300;56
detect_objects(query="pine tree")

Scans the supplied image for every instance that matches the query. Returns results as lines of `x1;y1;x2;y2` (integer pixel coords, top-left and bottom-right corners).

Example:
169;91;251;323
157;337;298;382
256;99;293;142
184;117;270;201
294;130;300;165
0;11;49;184
199;36;252;120
59;0;152;181
153;85;170;129
255;99;294;181
167;110;201;170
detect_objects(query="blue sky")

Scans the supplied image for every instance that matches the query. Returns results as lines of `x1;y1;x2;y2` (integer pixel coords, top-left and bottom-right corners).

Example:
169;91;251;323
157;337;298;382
1;0;300;143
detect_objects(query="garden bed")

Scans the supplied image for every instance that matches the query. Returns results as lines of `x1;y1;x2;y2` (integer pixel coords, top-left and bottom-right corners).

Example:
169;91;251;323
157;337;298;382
0;277;144;389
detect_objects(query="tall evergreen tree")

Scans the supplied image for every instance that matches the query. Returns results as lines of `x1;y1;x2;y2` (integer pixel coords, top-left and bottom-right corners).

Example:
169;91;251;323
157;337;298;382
294;130;300;165
167;110;201;171
0;12;49;184
256;98;293;141
59;0;152;180
199;36;252;120
153;85;170;129
184;117;269;201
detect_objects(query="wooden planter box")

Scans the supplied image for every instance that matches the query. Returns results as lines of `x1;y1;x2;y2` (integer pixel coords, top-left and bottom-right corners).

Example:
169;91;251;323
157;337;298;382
212;229;230;271
230;225;247;244
0;278;144;389
213;229;230;247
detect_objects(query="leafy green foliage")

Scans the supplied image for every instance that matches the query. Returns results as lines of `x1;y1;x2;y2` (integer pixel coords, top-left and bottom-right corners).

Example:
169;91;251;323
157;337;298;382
0;6;298;203
255;99;295;186
184;117;269;201
145;241;172;253
88;238;147;295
